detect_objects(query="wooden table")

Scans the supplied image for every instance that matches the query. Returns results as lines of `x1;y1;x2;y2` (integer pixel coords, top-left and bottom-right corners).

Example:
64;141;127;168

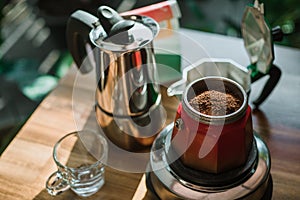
0;29;299;199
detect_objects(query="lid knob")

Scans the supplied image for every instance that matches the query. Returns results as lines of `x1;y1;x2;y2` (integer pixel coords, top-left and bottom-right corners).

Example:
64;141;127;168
98;6;135;44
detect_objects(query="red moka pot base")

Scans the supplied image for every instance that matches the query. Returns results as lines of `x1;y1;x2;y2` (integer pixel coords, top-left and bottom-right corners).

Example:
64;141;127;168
171;103;253;174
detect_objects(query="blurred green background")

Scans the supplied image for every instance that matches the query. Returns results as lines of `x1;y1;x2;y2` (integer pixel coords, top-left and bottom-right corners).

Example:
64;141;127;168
178;0;300;48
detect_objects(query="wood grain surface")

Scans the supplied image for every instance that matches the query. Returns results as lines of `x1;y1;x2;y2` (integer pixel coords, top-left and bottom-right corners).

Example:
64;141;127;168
0;65;178;200
0;30;299;199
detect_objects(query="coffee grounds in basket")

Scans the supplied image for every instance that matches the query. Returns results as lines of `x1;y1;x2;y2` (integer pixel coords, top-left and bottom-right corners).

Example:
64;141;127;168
189;90;242;116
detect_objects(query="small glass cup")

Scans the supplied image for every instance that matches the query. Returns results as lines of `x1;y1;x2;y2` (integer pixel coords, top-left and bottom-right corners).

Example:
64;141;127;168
46;130;108;197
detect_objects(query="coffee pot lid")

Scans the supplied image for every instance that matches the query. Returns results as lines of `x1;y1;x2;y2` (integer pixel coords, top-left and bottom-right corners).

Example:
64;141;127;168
241;0;273;74
90;6;159;51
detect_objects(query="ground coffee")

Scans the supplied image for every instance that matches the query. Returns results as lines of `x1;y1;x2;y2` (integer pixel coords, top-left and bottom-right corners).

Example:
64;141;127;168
189;90;241;116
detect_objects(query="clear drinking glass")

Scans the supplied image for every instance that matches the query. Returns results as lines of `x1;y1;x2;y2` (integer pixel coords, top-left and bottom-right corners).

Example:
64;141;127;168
46;130;108;197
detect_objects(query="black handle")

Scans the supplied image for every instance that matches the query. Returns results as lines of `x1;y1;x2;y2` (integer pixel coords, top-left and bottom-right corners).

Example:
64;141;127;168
272;26;284;42
66;10;98;73
251;65;281;108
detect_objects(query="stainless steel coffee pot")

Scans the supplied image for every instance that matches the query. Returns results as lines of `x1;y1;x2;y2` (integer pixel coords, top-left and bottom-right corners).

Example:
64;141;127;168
66;6;164;151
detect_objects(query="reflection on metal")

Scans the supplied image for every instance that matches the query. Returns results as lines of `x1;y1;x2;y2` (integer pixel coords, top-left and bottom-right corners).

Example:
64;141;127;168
148;123;272;200
167;58;251;98
241;0;273;74
67;7;164;151
241;0;282;108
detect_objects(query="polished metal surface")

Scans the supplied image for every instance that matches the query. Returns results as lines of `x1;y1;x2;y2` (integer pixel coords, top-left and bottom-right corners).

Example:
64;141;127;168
91;15;163;150
90;15;159;52
167;58;251;98
95;97;165;151
67;9;164;151
94;46;161;117
91;15;161;117
241;1;273;74
149;123;271;200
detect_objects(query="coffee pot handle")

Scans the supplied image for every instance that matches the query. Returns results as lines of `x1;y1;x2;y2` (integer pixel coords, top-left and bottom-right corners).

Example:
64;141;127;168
251;64;281;108
66;10;98;73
